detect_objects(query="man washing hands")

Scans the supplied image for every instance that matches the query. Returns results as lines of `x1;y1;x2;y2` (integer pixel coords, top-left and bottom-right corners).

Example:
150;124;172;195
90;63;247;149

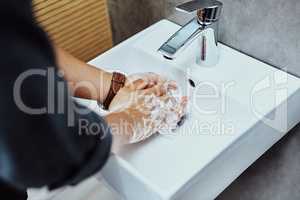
0;1;187;199
57;48;188;145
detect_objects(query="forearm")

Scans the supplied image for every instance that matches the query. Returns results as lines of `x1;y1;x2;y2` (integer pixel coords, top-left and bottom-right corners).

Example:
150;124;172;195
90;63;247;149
54;46;113;103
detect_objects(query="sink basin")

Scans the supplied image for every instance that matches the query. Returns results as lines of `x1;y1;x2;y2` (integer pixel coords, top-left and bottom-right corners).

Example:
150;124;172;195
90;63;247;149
78;20;300;199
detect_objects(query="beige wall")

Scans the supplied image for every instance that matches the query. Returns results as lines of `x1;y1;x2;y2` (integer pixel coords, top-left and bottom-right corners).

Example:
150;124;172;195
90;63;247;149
34;0;113;61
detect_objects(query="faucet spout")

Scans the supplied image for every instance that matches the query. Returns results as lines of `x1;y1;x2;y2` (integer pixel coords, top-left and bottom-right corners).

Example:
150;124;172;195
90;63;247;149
158;0;223;66
158;18;204;60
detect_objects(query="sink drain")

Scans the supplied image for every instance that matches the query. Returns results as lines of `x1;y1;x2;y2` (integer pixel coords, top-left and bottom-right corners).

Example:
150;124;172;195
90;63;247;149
188;79;196;88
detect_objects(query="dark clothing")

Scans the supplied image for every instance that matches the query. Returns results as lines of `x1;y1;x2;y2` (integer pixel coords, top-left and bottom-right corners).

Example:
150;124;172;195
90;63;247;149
0;0;112;198
0;179;27;200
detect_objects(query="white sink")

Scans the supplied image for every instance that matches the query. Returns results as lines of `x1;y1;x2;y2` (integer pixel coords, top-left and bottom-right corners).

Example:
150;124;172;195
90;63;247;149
79;20;300;199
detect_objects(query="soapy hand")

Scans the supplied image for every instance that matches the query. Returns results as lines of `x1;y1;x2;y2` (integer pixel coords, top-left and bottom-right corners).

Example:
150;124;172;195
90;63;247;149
105;76;187;144
109;75;177;111
125;72;167;90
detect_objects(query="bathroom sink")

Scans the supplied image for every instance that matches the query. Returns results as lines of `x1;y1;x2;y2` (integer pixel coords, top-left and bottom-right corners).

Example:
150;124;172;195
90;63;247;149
78;20;300;199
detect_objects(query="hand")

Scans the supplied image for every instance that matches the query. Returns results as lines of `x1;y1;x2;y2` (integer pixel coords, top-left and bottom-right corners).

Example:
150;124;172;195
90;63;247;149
109;75;177;112
125;72;167;90
105;79;187;145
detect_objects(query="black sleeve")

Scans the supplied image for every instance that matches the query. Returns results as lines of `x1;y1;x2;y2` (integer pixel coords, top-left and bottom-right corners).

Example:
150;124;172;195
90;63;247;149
0;0;112;190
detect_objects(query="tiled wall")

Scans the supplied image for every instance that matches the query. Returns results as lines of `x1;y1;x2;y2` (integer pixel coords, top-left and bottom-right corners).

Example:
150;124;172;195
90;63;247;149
107;0;300;199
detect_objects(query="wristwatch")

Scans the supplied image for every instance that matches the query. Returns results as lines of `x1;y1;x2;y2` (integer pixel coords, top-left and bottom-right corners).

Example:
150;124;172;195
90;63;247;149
102;72;126;110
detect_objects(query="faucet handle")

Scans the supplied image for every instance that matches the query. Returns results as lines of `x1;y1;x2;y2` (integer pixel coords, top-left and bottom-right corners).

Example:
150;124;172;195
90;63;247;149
176;0;223;25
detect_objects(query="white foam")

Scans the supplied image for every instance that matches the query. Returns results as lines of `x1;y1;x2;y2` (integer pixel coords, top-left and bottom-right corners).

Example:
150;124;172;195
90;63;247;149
128;82;187;143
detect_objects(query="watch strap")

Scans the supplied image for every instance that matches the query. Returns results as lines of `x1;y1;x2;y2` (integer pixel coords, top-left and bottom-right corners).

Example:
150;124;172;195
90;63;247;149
103;72;126;110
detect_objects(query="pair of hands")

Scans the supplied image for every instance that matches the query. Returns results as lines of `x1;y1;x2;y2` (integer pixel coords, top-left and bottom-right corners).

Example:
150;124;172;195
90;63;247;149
105;73;188;145
55;48;187;144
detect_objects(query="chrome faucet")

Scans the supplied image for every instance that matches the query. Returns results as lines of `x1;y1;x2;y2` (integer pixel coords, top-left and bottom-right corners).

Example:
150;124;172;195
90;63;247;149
158;0;223;66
